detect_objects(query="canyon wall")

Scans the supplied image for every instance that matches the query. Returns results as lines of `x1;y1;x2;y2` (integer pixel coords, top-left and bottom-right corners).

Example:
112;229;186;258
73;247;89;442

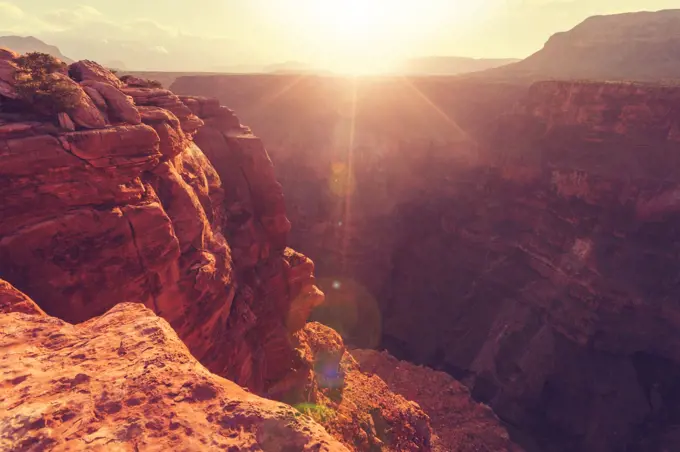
174;75;680;451
377;81;680;452
0;52;520;451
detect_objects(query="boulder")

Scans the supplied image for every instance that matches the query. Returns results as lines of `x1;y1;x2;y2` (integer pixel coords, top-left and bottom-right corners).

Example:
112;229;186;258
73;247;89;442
50;73;107;129
82;80;141;125
69;59;124;89
82;85;107;110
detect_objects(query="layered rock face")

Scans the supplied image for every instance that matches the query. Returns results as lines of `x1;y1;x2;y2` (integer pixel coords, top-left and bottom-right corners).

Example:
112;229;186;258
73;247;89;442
0;280;347;451
0;53;443;450
204;79;680;451
376;82;680;452
0;55;321;398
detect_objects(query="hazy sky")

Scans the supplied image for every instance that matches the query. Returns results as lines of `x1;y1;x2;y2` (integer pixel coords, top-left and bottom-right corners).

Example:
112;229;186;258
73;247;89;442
0;0;678;71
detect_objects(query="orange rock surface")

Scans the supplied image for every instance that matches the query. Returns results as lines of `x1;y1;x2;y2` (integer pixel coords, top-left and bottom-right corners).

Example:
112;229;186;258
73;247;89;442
352;350;522;452
294;323;433;451
0;280;347;451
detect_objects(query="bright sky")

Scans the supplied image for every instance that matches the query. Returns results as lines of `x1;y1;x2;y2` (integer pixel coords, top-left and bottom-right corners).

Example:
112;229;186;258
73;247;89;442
0;0;678;72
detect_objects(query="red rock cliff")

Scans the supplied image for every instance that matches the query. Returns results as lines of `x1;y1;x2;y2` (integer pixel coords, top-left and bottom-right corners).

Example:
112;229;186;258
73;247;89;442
0;52;438;451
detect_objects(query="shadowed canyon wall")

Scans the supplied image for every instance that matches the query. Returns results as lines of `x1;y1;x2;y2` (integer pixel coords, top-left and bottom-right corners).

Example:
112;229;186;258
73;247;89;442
173;74;680;451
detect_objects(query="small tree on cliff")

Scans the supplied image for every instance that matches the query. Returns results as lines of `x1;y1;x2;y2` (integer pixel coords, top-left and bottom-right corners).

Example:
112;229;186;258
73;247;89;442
13;52;80;116
119;74;163;89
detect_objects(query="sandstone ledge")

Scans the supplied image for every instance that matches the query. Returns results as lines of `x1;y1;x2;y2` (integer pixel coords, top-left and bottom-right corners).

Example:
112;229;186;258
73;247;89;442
0;281;347;451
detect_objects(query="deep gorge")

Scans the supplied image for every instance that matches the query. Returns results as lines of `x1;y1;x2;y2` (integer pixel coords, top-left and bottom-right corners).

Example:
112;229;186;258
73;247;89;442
173;76;680;451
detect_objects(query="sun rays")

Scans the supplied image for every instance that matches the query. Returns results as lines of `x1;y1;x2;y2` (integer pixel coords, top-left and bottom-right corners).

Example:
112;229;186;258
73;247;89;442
397;76;477;145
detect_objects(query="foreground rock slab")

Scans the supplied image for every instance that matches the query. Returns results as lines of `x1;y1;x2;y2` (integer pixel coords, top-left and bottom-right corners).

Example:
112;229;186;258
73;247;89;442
0;282;347;452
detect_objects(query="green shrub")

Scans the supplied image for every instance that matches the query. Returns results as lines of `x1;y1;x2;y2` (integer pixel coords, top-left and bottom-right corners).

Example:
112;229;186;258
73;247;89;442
13;52;80;116
119;75;163;89
294;403;336;424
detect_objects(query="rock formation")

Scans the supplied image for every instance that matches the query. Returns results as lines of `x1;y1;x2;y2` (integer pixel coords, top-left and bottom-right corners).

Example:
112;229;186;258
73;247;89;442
177;74;680;451
352;350;521;452
0;280;347;451
0;50;485;451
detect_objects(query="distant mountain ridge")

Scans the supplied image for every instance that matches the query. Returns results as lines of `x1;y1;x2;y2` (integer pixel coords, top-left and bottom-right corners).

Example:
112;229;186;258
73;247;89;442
480;9;680;81
401;56;520;75
0;35;72;63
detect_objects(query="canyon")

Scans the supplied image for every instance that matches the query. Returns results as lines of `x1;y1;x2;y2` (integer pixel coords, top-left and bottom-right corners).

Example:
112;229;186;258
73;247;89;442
171;75;680;451
0;49;518;451
3;8;680;450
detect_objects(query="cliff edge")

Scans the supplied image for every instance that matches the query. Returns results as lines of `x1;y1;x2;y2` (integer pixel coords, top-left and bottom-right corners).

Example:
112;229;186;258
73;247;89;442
0;49;438;451
0;279;347;451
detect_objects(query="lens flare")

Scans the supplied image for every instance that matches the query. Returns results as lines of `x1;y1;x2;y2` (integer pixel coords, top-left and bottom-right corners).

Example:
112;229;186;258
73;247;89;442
310;277;382;349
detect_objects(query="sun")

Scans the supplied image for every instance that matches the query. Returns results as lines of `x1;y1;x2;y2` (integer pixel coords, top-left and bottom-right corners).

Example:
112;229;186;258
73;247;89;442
303;0;428;73
268;1;489;74
310;0;385;41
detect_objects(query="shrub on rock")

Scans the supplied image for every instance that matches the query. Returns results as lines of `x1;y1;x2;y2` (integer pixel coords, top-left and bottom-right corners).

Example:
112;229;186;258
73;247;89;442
120;74;163;89
13;52;80;116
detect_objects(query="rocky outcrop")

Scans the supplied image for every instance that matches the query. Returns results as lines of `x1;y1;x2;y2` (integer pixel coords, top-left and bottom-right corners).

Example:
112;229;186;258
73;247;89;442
0;280;347;451
352;350;522;452
0;54;288;396
0;51;436;451
69;60;125;89
123;87;204;136
202;78;680;451
294;323;433;451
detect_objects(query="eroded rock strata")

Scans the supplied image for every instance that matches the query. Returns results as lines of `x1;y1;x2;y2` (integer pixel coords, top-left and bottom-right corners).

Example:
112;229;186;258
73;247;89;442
189;78;680;451
0;52;496;451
